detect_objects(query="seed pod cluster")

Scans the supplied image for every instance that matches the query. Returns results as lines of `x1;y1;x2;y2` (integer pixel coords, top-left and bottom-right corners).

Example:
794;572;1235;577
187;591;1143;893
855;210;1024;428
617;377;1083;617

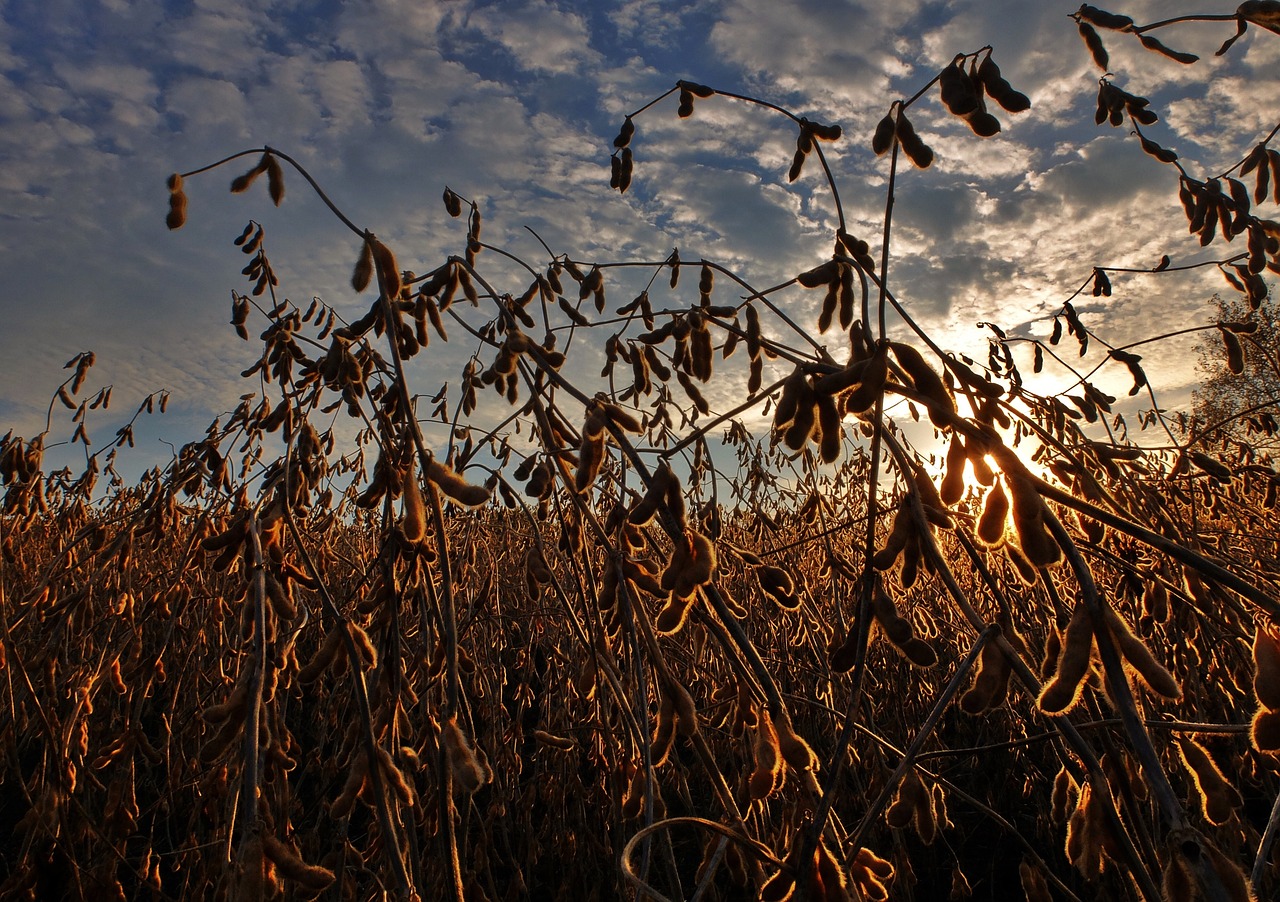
238;233;278;299
849;846;895;902
659;527;716;605
785;116;841;183
626;461;678;528
886;767;941;844
827;342;890;415
1241;142;1280;207
1005;473;1062;568
610;146;634;193
871;105;933;168
937;57;1002;136
770;367;847;462
675;79;713;118
797;258;858;334
890;342;955;426
577;265;606;313
1161;828;1252;902
1039;600;1180;715
1101;604;1181;701
1064;781;1122;878
873;583;937;667
1094;80;1157;130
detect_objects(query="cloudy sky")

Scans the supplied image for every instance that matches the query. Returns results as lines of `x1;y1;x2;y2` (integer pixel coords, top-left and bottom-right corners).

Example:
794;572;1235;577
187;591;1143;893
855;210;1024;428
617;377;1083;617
1;0;1276;482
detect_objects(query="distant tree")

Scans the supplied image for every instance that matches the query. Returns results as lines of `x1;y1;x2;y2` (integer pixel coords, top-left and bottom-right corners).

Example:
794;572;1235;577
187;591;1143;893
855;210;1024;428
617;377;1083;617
1193;287;1280;456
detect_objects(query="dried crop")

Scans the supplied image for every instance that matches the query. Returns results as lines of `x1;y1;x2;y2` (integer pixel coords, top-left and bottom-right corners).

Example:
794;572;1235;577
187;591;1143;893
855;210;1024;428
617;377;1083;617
5;5;1280;901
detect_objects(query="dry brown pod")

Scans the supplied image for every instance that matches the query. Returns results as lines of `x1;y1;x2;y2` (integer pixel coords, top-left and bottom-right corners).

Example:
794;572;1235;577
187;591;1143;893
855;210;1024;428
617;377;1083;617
265;153;285;205
886;767;928;829
1161;828;1252;902
1254;621;1280;709
939;434;966;506
650;694;676;767
444;716;487;795
890;341;955;425
748;709;783;800
895;111;934;169
654;591;697;635
817;393;842;463
261;833;335;893
1176;737;1240;825
1051;766;1077;825
774;711;816;772
1019;859;1052;902
1252;707;1280;752
959;637;1011;715
1038;604;1095;715
661;529;716;599
850;847;894;902
230;154;270;193
426;455;491;507
757;564;799;609
872;508;913;571
166;185;187;230
532;729;576;751
575;415;606;493
401;461;427;543
976;479;1010;547
299;627;347;683
797;259;840;288
666;679;700;737
1102;605;1181;701
871;112;896;156
1007;474;1061;567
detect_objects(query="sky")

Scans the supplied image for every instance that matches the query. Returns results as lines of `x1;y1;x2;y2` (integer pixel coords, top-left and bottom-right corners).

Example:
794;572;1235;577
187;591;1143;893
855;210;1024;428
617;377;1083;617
1;0;1277;485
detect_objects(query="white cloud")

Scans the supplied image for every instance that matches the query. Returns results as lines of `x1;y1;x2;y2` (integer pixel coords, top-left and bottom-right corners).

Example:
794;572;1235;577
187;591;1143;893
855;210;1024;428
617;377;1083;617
468;1;602;76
